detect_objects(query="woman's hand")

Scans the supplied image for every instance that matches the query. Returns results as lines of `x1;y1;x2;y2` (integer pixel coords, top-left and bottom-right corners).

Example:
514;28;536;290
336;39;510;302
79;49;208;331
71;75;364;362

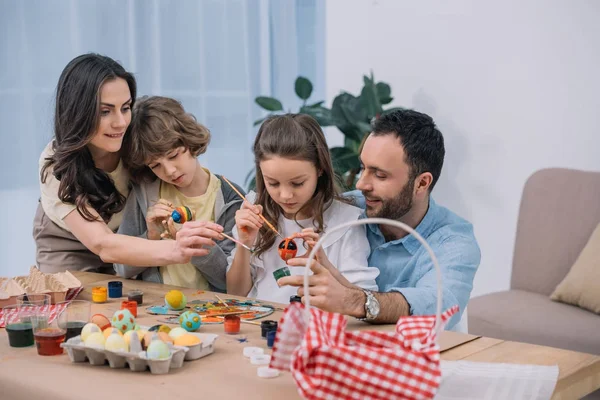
170;221;225;262
146;199;173;240
234;201;263;247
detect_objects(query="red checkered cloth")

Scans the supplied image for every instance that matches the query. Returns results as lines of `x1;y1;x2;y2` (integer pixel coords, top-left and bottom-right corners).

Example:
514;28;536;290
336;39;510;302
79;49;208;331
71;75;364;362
270;303;459;400
0;287;83;328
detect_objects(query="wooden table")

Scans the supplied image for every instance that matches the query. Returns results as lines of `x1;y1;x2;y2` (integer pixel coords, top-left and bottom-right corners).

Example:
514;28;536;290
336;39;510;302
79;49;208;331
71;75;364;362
0;271;599;399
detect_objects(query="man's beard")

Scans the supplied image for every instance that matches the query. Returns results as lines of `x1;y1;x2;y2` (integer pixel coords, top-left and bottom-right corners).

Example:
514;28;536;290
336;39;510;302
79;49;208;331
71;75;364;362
365;179;414;220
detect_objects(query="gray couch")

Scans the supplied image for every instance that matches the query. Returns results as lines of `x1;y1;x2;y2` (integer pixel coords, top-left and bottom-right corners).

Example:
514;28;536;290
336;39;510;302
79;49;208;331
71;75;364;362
469;168;600;356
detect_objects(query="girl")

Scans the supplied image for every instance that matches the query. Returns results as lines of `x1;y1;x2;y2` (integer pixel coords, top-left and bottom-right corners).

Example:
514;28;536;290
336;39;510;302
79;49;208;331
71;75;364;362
114;96;244;292
226;114;379;303
33;54;222;274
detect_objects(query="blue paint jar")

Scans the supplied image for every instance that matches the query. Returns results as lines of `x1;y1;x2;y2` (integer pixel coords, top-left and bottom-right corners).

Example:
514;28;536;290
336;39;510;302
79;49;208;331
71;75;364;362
267;330;276;348
108;281;123;298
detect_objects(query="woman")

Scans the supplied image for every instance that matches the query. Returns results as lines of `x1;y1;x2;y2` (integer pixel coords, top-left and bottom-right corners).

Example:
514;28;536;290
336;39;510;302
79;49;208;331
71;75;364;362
33;53;222;274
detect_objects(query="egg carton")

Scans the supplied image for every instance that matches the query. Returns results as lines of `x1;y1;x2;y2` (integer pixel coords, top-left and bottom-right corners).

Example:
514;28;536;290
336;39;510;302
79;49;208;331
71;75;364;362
61;332;218;375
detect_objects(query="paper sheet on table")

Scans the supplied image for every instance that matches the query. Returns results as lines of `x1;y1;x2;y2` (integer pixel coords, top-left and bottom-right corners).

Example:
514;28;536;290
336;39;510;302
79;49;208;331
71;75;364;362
436;360;559;400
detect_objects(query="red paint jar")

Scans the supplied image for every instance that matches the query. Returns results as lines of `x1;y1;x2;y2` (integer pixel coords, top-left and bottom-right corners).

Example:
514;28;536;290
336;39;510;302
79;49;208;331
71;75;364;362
224;315;241;334
120;300;138;318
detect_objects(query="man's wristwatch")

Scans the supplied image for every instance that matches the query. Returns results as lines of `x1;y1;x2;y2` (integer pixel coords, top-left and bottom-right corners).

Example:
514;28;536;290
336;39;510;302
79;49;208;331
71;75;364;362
358;289;380;321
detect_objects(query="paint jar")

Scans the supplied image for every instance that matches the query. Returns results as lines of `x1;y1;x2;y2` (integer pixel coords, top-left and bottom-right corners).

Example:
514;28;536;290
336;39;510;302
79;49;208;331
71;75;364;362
267;330;276;348
260;320;277;338
120;300;138;318
224;315;241;334
127;290;144;305
273;267;291;283
290;295;302;303
91;287;107;304
107;281;123;298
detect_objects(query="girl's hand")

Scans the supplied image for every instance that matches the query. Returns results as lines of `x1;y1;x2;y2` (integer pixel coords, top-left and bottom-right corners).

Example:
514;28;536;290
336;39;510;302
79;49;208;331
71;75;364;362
293;228;333;270
160;217;178;240
146;199;173;240
234;201;263;247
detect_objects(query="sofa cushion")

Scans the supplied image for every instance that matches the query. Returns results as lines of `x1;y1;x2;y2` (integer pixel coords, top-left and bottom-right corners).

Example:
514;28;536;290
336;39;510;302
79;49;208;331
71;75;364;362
551;223;600;314
468;289;600;355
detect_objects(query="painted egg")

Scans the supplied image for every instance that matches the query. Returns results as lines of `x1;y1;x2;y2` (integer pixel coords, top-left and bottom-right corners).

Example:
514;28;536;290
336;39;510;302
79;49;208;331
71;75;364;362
171;206;194;223
148;324;171;334
84;332;106;349
103;327;124;339
143;331;173;349
278;237;298;261
81;323;101;341
111;309;136;334
105;331;129;352
147;339;170;360
168;327;188;340
174;334;202;347
165;290;187;310
179;311;201;332
91;314;111;331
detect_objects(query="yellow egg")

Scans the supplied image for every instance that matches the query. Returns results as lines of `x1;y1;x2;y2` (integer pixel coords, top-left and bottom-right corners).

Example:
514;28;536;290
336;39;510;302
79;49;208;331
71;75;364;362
123;330;142;345
103;327;124;339
84;332;106;349
105;332;129;352
174;334;202;347
81;323;101;342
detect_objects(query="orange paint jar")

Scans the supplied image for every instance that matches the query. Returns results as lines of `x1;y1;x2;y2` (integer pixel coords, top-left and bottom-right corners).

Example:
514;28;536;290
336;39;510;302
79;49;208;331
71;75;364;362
91;287;107;303
224;315;241;334
120;300;138;317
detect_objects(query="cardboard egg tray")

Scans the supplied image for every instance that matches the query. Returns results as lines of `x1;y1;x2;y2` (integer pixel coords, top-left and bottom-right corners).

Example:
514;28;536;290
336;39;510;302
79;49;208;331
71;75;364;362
61;332;218;375
0;267;82;307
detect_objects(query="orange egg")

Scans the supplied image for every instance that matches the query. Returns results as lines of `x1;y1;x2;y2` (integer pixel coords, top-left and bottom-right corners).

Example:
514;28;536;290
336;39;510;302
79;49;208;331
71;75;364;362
91;314;111;331
174;334;202;347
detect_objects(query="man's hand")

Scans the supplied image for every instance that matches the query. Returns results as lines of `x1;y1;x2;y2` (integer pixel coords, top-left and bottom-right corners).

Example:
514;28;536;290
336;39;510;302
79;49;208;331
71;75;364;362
278;257;366;317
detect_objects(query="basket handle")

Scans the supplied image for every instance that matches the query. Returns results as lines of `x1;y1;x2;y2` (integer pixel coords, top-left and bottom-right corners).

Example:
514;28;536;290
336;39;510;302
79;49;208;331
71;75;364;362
303;218;443;337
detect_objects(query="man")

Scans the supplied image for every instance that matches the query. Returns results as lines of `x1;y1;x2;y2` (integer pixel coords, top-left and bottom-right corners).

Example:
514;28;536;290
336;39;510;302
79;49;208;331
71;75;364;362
279;109;480;330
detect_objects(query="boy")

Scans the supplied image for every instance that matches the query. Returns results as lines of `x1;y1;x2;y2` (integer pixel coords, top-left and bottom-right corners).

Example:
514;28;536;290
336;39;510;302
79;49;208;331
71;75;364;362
115;96;244;292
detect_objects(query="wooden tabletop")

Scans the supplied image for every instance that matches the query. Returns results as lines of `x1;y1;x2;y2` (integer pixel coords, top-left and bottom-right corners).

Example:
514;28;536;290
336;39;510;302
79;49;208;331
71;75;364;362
0;271;599;400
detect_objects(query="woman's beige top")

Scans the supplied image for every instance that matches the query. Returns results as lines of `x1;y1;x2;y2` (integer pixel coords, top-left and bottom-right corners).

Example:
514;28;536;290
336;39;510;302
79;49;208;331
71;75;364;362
39;142;130;232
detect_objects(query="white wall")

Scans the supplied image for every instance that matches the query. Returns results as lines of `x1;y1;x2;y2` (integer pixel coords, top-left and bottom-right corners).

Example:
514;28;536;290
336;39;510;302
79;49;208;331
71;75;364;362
325;0;600;297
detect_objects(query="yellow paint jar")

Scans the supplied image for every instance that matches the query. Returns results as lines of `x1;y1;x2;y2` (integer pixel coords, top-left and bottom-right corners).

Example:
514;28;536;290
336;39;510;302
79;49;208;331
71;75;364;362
92;286;108;303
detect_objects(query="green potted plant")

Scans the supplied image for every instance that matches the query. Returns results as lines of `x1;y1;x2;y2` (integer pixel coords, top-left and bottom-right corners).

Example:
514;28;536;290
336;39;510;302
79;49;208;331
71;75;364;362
249;73;402;190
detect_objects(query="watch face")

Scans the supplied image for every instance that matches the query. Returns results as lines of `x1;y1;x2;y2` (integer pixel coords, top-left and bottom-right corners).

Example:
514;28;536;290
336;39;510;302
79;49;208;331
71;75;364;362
369;300;380;316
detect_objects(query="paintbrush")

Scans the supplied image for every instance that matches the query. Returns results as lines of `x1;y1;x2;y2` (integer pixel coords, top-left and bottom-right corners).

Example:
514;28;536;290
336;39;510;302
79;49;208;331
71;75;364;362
220;232;254;253
222;176;284;238
215;294;231;308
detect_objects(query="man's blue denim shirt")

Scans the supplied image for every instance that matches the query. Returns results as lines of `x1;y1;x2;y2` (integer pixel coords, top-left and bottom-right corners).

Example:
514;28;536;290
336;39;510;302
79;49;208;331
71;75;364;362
347;191;481;330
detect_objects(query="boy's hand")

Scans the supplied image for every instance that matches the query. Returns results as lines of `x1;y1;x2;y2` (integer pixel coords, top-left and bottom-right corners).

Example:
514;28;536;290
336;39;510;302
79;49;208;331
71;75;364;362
146;199;173;240
235;201;263;247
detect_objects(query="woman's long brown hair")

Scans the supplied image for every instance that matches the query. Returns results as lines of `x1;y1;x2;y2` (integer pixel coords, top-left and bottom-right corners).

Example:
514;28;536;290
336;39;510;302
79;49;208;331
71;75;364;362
41;53;137;223
253;114;345;258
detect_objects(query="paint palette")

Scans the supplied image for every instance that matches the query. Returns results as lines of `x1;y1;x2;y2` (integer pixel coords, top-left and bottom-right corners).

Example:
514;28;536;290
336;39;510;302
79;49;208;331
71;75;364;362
149;299;275;325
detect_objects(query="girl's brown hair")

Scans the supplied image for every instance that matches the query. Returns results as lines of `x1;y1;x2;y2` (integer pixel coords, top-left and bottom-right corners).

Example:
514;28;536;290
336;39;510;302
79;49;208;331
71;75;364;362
122;96;211;183
253;113;344;258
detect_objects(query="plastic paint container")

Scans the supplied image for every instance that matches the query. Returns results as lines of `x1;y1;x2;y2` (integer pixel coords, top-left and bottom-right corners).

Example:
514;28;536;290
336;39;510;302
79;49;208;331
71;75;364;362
91;287;107;303
127;290;144;305
107;281;123;298
120;300;138;317
260;320;277;338
224;315;241;334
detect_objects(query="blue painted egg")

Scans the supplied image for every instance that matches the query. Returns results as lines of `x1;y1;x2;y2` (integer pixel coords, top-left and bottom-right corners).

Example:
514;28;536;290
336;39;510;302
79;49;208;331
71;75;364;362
179;311;202;332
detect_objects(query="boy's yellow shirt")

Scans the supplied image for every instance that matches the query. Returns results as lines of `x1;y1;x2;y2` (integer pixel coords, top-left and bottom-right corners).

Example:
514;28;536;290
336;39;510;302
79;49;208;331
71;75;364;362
159;169;221;289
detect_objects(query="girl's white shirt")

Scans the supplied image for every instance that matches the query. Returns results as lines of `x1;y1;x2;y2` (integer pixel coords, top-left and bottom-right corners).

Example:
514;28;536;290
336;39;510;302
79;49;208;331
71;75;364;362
226;192;379;303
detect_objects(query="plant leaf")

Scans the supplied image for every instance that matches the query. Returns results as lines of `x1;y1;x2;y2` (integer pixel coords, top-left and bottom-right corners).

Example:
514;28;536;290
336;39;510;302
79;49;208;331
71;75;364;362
300;105;334;126
295;77;313;100
308;101;324;107
376;82;392;104
360;80;382;120
330;147;360;173
255;96;283;111
253;116;269;126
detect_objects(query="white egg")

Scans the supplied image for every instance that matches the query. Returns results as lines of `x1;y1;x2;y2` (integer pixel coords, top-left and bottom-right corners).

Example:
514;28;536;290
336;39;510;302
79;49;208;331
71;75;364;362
81;323;101;342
